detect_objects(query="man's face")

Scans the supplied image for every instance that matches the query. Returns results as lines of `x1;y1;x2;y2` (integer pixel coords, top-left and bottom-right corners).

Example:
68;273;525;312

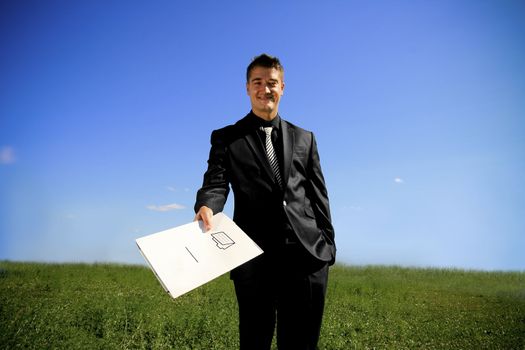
246;66;285;120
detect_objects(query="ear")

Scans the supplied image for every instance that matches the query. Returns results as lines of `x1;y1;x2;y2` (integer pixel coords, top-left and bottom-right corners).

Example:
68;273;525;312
246;82;250;96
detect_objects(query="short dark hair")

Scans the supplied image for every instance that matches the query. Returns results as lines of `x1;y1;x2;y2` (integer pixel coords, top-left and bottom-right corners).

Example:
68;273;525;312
246;53;284;82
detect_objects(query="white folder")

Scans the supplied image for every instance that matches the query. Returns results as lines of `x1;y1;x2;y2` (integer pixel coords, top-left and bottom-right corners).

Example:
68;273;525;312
136;213;263;299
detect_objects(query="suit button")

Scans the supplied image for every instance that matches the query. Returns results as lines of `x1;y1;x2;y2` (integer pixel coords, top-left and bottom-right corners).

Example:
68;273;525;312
283;200;287;206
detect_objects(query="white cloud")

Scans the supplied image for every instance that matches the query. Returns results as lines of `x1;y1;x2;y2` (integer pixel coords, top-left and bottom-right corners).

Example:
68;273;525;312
342;205;363;211
167;186;191;192
0;146;15;164
147;203;186;212
394;177;404;184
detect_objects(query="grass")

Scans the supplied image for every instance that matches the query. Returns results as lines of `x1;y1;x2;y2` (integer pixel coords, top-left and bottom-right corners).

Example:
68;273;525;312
0;261;524;349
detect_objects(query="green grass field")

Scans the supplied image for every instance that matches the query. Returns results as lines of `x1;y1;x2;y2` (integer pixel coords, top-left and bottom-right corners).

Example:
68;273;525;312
0;261;524;349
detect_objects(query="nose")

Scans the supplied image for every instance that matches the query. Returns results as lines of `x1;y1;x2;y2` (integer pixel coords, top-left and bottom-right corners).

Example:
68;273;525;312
264;85;271;93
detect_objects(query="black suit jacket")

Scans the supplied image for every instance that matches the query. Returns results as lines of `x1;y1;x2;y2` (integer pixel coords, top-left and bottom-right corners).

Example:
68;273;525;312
195;113;336;271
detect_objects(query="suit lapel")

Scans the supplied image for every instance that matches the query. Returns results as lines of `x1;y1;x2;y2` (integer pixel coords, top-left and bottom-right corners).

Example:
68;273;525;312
282;120;294;188
242;121;276;184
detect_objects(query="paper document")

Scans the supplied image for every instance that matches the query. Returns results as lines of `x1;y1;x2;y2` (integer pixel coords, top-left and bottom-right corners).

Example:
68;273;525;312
136;213;263;299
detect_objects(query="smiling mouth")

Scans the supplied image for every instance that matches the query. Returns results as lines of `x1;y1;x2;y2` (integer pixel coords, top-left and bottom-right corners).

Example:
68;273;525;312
260;94;274;102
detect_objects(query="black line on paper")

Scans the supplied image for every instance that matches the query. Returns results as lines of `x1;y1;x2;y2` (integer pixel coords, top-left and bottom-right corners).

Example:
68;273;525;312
185;246;199;263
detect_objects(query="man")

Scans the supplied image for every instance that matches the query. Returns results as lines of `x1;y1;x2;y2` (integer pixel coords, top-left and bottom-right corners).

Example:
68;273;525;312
194;54;335;350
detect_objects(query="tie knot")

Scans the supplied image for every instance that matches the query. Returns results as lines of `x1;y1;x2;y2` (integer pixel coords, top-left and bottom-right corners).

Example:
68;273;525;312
260;126;273;136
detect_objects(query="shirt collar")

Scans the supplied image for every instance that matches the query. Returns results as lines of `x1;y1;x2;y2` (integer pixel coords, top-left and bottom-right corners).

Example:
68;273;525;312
248;111;281;130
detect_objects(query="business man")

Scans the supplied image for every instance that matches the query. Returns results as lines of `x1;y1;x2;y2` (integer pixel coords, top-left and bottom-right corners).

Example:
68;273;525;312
194;54;335;350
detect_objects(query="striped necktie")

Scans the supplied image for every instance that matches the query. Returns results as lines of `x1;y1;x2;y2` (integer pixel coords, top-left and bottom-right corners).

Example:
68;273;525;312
261;126;283;187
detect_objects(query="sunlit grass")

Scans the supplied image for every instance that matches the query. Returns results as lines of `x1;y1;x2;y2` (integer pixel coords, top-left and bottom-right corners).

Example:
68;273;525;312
1;261;523;349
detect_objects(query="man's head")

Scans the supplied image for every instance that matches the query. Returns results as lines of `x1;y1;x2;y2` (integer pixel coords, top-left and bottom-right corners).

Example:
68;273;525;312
246;54;284;83
246;54;285;121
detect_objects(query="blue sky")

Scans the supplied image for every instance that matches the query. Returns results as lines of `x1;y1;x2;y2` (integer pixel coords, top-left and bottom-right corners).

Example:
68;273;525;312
1;0;524;271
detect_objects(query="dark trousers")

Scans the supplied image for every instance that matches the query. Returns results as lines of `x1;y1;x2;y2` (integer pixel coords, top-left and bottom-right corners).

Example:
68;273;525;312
233;243;329;350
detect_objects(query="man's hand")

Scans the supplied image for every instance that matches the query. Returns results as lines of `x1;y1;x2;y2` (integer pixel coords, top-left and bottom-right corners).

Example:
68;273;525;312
194;206;213;232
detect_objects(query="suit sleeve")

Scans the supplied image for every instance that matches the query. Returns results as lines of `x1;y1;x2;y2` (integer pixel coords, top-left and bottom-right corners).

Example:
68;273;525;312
307;132;335;247
194;129;230;214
